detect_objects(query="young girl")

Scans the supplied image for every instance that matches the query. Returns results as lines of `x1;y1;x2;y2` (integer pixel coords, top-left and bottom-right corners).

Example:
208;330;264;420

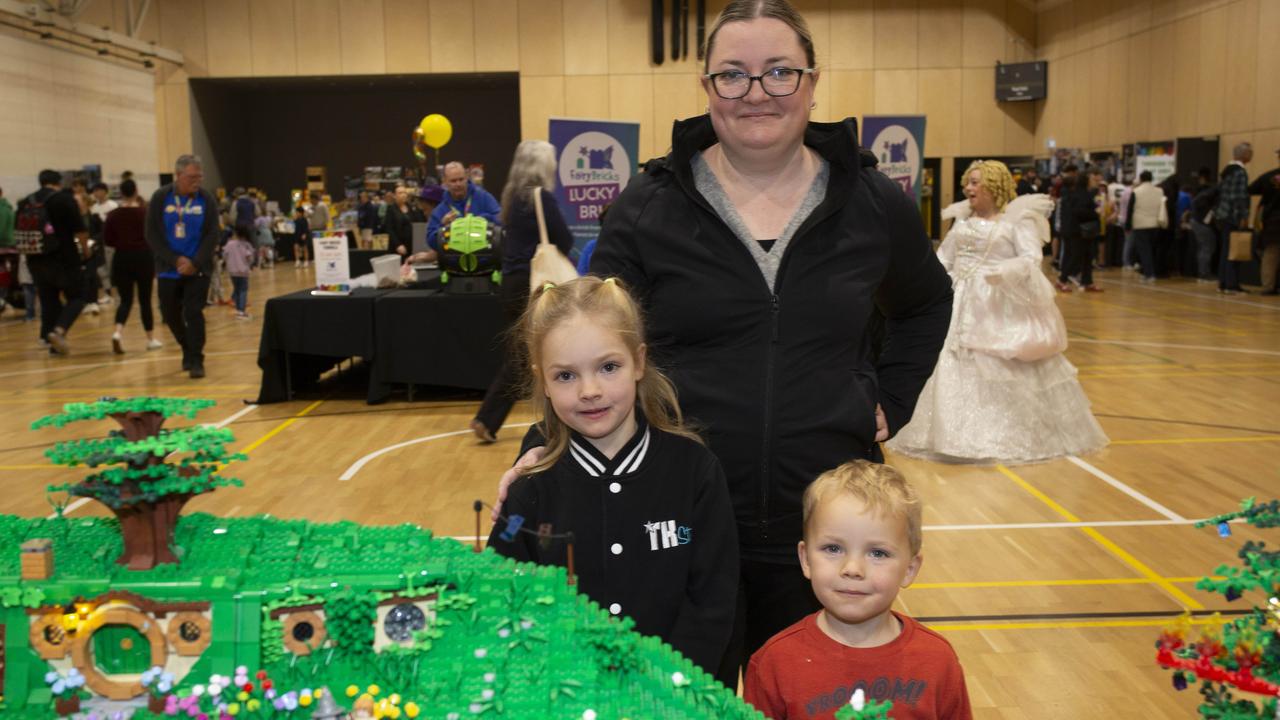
487;276;738;678
224;225;256;319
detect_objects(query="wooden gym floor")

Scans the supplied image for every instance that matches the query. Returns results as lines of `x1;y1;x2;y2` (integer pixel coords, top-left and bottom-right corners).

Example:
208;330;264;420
1;261;1277;718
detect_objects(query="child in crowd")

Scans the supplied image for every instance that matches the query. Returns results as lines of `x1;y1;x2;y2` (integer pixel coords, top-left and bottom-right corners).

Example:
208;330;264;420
745;460;971;719
224;225;256;320
487;276;738;677
254;215;275;269
292;205;311;267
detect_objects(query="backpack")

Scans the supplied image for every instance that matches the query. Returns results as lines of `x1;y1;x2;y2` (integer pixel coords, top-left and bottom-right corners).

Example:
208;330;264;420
1191;185;1220;224
14;194;59;256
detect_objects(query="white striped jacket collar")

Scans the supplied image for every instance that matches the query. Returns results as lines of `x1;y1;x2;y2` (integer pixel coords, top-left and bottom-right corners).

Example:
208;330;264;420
568;415;651;478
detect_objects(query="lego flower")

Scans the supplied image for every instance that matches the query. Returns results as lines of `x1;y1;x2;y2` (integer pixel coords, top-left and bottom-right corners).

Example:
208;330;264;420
236;691;249;702
367;684;381;696
246;699;260;712
226;703;240;716
44;671;59;684
346;685;360;698
404;702;419;718
52;680;66;695
193;685;206;697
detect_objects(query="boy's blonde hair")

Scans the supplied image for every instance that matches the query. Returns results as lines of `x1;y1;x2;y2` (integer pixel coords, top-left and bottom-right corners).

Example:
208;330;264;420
520;276;701;475
802;460;923;555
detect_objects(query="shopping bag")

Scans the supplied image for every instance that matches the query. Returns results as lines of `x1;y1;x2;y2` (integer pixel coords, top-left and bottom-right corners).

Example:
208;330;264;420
1228;230;1253;262
529;187;578;291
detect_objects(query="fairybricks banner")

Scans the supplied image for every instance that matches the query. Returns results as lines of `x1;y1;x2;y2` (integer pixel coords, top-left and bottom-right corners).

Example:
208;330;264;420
862;115;927;206
550;118;641;258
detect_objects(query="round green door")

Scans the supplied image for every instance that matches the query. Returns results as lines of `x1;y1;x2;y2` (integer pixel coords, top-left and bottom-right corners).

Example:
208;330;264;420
92;624;150;674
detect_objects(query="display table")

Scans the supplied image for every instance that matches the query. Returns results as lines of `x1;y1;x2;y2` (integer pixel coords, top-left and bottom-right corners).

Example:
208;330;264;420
255;285;504;404
367;289;505;403
255;288;388;403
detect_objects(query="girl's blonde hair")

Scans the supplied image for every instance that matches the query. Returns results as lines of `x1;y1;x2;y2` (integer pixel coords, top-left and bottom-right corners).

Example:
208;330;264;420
963;159;1017;213
499;140;557;226
520;276;701;475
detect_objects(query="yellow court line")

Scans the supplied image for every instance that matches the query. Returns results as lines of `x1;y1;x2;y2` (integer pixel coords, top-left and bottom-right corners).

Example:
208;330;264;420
930;616;1228;632
1079;370;1280;379
237;400;324;456
1110;435;1280;446
912;576;1217;590
995;465;1204;611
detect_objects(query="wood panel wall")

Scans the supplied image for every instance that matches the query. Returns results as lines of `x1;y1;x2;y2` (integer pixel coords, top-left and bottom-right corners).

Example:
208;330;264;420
1036;0;1280;177
32;0;1280;198
63;0;1036;206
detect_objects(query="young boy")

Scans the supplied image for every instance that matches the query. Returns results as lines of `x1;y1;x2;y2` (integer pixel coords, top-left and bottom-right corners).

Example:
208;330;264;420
744;460;971;719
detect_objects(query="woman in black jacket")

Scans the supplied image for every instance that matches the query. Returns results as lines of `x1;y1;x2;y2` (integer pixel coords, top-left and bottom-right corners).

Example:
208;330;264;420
469;140;574;442
1055;172;1104;292
496;0;952;683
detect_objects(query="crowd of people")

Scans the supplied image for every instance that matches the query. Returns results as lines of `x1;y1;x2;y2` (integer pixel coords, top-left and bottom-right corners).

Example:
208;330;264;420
1023;141;1279;296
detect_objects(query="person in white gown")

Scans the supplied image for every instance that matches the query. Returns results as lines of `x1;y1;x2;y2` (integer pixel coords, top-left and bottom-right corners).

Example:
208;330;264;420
887;160;1108;464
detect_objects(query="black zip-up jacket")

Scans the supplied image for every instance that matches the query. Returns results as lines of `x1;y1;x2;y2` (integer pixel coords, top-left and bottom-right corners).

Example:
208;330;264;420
587;115;953;553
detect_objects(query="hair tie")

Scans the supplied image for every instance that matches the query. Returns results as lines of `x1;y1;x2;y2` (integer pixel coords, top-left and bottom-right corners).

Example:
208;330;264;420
603;277;617;286
542;282;556;292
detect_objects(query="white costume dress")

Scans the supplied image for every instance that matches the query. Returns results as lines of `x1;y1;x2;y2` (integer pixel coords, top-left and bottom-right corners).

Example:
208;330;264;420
887;194;1108;464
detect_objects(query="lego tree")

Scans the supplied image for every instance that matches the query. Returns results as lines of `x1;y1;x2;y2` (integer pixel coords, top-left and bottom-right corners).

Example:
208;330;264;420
33;397;243;571
1155;498;1280;718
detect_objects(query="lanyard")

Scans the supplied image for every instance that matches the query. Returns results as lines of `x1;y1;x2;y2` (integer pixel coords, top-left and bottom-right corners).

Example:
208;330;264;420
174;193;195;224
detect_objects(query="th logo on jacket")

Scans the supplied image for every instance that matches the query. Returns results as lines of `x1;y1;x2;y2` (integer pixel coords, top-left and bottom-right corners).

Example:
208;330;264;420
644;520;691;550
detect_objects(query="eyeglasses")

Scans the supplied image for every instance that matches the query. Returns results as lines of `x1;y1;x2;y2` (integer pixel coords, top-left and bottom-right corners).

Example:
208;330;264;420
703;67;815;100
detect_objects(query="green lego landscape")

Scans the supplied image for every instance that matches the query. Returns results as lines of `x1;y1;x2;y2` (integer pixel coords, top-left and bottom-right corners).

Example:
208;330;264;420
0;512;765;720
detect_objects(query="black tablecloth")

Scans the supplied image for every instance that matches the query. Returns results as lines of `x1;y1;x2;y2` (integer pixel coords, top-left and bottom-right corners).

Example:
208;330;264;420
367;289;504;403
255;285;504;404
255;288;388;403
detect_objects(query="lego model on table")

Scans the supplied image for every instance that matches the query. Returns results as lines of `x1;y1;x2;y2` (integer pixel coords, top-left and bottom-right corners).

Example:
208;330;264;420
3;397;794;719
1155;497;1280;719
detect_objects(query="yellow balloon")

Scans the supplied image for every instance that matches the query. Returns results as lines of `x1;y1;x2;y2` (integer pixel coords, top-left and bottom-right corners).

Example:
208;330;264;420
419;114;453;149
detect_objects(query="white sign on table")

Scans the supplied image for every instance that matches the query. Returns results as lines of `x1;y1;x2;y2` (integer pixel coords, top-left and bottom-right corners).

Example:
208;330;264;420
313;231;350;291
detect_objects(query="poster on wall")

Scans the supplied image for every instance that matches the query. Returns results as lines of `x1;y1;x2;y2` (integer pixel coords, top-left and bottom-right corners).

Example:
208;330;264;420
861;115;927;205
1135;141;1176;184
549;118;641;258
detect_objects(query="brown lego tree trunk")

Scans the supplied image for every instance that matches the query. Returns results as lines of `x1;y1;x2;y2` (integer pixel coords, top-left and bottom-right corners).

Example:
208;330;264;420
98;410;192;570
113;491;193;570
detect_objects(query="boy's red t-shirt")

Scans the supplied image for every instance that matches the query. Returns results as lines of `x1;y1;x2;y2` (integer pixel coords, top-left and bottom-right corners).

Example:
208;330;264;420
744;611;973;720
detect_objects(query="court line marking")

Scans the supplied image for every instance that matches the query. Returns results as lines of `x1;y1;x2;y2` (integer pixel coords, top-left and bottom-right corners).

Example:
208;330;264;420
1108;435;1280;446
928;616;1226;632
46;401;275;519
1095;277;1280;311
1065;455;1185;521
339;421;535;481
995;464;1204;611
1071;338;1280;357
0;349;258;379
910;576;1216;590
238;400;323;456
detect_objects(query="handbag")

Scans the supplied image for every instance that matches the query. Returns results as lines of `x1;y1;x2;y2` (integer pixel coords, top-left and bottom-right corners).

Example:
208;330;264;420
528;187;578;291
1228;230;1253;261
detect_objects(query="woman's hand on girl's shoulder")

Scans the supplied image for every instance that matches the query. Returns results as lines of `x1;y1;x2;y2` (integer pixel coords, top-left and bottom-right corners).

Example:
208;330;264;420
492;446;547;520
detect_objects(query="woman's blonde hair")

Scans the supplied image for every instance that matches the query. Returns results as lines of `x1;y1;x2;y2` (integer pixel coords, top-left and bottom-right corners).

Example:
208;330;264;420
703;0;816;72
963;159;1017;213
500;140;557;226
520;276;700;475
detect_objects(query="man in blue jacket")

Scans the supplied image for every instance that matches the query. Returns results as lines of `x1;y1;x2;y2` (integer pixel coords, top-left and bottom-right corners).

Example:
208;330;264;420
426;162;501;250
145;154;219;379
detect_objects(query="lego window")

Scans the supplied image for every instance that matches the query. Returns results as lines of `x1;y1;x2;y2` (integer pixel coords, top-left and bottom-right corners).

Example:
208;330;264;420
383;603;426;642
